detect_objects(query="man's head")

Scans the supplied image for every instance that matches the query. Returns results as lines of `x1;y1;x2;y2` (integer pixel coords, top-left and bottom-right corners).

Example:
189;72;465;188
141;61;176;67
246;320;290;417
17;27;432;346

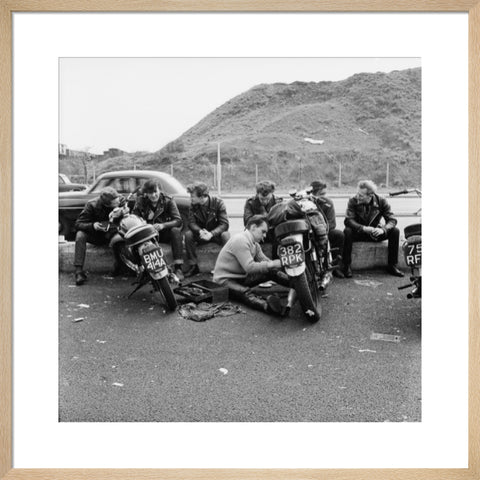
246;215;269;243
310;180;327;198
142;179;162;203
99;187;121;208
255;180;275;206
356;180;377;204
187;182;209;206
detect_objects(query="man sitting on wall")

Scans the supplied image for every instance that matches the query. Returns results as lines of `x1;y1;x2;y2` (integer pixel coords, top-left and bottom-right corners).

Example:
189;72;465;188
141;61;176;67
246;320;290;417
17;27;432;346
243;180;283;258
184;181;230;277
132;179;185;280
310;180;345;278
213;215;289;316
243;180;283;232
73;187;124;286
343;179;404;278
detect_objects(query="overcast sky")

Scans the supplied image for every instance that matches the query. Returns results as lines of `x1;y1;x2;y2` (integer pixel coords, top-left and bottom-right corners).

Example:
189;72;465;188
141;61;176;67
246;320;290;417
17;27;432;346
59;57;421;155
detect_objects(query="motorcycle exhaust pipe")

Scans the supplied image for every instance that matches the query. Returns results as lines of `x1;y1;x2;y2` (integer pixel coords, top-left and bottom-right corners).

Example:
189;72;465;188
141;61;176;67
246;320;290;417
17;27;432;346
319;271;333;291
283;288;297;317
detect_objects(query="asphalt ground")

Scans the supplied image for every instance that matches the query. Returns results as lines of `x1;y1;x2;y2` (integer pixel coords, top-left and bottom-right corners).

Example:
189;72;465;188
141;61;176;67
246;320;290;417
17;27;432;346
59;270;421;423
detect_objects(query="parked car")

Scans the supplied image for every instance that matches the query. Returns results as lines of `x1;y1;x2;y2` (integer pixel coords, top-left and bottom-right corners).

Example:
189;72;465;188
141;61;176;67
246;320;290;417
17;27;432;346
58;173;88;192
59;170;190;240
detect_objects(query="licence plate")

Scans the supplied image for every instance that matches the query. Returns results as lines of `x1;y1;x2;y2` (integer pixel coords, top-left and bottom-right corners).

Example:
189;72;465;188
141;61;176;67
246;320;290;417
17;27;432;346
278;242;305;267
404;243;422;267
141;247;167;272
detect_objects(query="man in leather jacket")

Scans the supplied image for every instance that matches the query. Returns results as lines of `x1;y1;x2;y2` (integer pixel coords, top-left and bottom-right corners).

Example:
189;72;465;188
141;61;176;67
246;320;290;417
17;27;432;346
243;181;283;230
73;187;124;285
310;180;345;278
243;180;283;258
184;181;230;277
343;180;404;278
132;179;185;280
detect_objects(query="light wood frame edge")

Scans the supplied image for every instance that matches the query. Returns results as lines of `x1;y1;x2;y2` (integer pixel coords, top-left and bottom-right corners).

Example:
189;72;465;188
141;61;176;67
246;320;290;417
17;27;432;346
1;1;478;479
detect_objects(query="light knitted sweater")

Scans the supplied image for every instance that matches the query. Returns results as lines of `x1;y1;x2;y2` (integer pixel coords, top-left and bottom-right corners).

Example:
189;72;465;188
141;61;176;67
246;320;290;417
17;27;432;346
213;230;271;284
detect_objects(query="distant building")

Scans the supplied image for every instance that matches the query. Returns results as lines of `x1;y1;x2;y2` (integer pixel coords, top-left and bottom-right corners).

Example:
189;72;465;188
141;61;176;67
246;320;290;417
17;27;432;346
58;143;68;157
58;144;100;160
102;148;126;158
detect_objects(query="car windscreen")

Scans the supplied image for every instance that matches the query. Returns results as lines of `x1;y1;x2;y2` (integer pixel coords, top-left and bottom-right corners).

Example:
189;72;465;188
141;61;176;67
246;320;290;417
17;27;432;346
136;176;187;195
90;177;136;195
159;176;188;195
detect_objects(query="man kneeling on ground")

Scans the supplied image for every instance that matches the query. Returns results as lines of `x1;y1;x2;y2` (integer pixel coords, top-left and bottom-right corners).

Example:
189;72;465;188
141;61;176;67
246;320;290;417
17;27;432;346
213;215;290;316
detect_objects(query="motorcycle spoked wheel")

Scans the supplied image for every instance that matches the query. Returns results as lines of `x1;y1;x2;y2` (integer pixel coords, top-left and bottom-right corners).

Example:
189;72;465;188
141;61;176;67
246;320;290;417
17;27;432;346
290;258;322;323
152;277;178;312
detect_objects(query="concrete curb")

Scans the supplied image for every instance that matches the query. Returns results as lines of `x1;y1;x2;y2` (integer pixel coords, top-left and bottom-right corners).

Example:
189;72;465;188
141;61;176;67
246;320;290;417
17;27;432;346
59;240;406;274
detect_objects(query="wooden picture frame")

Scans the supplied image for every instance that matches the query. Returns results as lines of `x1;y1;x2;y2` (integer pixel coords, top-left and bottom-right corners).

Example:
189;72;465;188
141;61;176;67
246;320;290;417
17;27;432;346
1;1;478;479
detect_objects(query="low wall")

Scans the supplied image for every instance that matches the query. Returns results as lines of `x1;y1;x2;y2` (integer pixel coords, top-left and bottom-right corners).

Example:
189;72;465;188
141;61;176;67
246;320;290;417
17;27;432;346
59;240;406;274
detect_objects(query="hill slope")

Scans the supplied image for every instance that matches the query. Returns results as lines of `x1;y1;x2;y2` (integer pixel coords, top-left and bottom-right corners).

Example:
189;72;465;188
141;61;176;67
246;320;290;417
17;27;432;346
62;68;421;191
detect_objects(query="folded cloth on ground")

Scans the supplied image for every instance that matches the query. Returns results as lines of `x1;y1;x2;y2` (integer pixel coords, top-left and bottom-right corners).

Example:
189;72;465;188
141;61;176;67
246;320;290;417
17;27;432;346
178;302;244;322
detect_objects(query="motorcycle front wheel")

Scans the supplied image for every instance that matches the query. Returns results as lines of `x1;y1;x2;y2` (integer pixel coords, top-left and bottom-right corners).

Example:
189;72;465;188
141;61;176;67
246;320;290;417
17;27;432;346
291;262;321;323
152;277;178;311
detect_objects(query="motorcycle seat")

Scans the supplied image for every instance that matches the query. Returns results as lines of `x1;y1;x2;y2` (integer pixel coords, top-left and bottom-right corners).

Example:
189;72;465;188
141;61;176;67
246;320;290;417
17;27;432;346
274;219;310;239
404;223;421;239
124;224;158;246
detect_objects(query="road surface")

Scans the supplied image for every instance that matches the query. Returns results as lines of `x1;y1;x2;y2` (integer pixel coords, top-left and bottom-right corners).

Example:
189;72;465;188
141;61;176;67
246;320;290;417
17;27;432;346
59;271;421;422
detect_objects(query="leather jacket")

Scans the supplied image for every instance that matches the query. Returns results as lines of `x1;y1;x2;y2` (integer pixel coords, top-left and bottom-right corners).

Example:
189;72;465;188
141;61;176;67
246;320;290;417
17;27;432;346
243;194;283;226
313;196;337;230
188;195;229;237
75;196;123;235
132;193;182;230
344;193;397;233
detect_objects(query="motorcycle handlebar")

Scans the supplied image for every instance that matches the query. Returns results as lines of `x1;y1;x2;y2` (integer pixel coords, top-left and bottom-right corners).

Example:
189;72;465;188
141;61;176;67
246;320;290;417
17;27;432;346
389;189;409;197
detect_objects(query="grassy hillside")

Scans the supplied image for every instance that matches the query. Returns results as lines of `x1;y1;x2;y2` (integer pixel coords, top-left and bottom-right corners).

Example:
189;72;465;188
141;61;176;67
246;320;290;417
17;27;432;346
62;68;421;192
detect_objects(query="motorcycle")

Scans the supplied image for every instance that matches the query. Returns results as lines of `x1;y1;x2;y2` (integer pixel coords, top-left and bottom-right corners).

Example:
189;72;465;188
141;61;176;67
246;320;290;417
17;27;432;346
269;188;333;323
109;202;179;311
389;188;422;298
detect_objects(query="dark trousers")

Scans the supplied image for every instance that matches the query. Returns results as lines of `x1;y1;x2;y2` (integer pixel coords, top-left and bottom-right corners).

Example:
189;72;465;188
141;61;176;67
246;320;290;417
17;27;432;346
223;270;290;313
343;226;400;267
157;227;183;264
74;230;122;270
328;228;345;262
184;230;230;265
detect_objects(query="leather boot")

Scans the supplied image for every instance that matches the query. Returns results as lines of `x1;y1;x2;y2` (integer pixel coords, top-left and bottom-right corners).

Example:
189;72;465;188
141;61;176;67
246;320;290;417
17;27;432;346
344;265;353;278
244;292;269;313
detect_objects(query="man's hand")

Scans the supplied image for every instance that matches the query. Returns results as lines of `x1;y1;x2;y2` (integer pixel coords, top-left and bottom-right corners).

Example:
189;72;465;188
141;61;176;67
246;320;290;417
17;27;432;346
362;226;374;234
268;259;282;270
93;222;103;231
154;223;165;232
199;229;213;241
371;227;384;238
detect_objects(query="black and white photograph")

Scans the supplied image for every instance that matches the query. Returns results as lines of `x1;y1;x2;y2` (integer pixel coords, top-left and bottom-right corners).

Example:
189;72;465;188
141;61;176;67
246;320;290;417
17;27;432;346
58;57;422;423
